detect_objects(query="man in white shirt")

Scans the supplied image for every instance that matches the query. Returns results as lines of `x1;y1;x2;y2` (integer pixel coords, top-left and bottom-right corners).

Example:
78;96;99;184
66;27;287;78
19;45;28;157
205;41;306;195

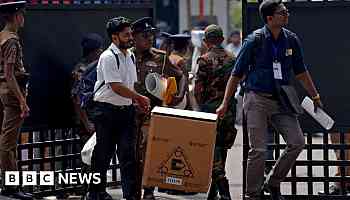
87;16;150;200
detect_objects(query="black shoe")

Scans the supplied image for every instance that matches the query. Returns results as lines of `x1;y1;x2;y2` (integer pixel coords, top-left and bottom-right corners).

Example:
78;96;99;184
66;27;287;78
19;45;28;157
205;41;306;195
263;184;285;200
157;188;168;193
318;184;347;195
244;194;261;200
1;190;33;200
85;192;100;200
99;191;113;200
143;188;155;200
217;178;231;200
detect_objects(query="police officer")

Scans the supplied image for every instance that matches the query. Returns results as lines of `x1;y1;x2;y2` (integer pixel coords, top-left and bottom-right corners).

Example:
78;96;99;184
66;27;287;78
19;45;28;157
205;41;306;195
87;16;150;200
217;0;322;199
194;24;236;200
0;1;32;199
168;34;192;73
131;17;187;200
167;34;192;110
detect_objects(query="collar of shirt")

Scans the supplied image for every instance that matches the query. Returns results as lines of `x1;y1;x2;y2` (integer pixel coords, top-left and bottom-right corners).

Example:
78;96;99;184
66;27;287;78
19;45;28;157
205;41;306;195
263;25;288;43
109;42;132;57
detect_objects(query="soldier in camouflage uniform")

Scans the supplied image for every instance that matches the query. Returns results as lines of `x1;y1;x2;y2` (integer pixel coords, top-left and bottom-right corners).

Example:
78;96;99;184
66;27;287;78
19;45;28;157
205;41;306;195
0;1;33;199
194;24;236;200
131;17;188;200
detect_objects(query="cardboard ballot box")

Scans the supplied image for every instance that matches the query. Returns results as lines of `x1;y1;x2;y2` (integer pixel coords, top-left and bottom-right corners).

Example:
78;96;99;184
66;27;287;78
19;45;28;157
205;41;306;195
142;106;217;193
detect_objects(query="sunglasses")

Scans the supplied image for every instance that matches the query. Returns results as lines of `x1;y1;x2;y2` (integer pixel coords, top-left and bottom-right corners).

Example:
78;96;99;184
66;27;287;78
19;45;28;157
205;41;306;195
274;9;289;16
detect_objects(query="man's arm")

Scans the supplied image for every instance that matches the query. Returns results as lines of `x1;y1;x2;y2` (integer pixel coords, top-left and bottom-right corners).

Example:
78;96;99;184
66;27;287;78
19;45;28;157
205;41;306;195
216;33;255;117
216;75;242;118
4;63;26;105
109;82;150;111
292;34;323;111
296;71;318;98
296;71;323;111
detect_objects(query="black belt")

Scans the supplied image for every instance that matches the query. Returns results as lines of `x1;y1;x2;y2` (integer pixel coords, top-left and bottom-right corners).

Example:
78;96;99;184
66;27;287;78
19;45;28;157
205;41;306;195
95;101;133;110
254;91;278;101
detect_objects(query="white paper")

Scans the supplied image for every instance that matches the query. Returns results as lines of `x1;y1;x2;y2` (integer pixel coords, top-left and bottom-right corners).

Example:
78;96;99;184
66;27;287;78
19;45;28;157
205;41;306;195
301;97;335;130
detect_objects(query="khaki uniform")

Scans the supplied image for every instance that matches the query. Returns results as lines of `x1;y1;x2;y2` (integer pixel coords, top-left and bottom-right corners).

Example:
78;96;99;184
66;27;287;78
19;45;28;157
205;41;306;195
195;46;236;199
168;51;190;110
0;31;29;183
133;47;182;147
132;48;183;195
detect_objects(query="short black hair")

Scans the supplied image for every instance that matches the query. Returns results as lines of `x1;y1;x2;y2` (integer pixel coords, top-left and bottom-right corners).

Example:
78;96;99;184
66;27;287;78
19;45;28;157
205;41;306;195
106;17;131;39
259;0;283;24
230;30;240;37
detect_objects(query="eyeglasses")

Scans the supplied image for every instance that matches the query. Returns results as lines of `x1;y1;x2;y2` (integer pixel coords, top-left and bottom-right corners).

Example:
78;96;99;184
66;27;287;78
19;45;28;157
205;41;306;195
274;9;289;16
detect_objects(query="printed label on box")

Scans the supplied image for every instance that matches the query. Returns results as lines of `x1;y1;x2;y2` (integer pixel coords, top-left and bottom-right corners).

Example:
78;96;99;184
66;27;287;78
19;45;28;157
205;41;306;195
165;176;183;185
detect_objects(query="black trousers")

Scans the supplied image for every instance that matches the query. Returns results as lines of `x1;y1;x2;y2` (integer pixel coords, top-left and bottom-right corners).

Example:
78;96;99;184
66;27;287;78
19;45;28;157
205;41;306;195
90;102;137;199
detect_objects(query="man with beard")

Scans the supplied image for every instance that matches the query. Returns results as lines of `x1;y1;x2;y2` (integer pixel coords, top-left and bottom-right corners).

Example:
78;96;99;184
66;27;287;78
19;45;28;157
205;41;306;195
0;1;32;199
86;16;150;200
131;17;187;200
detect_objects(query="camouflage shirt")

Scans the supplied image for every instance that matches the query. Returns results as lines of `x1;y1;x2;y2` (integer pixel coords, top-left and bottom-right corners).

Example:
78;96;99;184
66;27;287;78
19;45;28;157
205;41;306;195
132;47;182;108
0;31;28;93
194;46;235;106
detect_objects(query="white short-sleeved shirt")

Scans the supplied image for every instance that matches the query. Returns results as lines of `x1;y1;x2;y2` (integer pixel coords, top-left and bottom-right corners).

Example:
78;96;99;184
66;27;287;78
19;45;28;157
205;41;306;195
93;43;137;106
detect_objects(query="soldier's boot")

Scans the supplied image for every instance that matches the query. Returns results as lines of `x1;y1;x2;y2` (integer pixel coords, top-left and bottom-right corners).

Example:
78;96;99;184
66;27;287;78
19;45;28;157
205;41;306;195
217;177;231;200
207;182;219;200
142;187;155;200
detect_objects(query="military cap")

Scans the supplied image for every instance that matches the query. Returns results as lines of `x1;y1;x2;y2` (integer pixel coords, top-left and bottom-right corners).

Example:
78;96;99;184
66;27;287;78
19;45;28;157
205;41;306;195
204;24;223;39
169;34;191;51
160;32;172;39
81;33;103;56
169;33;191;43
132;17;157;33
0;1;26;14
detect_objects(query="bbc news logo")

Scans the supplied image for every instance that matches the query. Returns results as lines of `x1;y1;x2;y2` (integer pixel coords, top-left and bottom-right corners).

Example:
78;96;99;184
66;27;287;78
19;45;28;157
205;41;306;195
5;171;101;186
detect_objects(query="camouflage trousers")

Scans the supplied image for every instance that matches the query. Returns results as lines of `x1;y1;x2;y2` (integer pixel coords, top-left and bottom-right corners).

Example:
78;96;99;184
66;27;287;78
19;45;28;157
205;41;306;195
201;98;237;196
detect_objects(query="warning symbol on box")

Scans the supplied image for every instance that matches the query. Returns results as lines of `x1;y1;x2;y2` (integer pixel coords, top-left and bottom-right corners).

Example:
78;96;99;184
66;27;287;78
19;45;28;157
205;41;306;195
158;146;194;178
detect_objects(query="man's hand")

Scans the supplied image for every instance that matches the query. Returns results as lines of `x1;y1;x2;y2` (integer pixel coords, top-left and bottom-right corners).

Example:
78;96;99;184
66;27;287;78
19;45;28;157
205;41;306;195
216;103;228;119
20;102;30;118
168;95;184;107
135;95;150;113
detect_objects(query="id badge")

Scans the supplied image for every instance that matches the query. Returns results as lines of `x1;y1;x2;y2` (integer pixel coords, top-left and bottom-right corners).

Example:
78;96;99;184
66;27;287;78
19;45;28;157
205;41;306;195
273;61;283;80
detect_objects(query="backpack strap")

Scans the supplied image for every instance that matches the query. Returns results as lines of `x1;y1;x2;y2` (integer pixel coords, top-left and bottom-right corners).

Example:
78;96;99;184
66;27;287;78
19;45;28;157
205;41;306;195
93;80;105;94
131;54;135;64
251;28;264;67
110;49;120;69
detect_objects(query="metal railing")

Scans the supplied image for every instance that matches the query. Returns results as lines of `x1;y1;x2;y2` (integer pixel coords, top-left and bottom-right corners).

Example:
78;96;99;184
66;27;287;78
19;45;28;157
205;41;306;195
243;122;350;199
17;126;120;198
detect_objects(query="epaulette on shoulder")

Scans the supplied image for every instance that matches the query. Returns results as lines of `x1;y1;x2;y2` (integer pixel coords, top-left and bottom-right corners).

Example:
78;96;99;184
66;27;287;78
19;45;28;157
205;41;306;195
151;48;166;55
0;31;19;46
